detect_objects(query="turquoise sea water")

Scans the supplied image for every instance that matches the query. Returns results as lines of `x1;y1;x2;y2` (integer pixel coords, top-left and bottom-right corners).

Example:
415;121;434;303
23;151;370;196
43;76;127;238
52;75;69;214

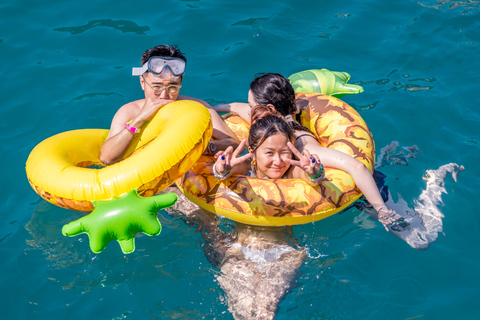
1;0;479;319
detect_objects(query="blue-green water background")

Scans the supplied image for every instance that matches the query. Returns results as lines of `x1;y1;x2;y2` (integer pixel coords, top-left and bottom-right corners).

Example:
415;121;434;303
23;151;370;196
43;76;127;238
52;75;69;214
1;0;479;319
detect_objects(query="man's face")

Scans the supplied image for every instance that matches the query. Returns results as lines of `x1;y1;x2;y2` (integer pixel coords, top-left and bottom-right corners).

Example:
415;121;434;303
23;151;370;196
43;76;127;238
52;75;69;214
140;68;183;100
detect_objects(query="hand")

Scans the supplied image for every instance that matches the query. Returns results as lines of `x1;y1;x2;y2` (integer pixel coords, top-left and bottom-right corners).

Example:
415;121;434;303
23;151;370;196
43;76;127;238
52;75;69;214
214;139;251;175
378;208;409;232
284;142;321;177
136;98;173;123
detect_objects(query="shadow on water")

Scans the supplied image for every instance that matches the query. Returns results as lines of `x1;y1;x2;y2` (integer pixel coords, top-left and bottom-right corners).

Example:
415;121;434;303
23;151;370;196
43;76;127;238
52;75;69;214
24;202;182;295
24;203;136;293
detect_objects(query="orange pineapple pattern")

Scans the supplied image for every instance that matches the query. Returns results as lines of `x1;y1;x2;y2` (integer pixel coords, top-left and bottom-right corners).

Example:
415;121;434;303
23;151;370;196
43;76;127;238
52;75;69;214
178;93;375;226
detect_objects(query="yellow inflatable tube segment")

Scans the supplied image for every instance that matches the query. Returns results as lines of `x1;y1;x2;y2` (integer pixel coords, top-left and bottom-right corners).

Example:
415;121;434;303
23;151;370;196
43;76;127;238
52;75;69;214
26;100;212;212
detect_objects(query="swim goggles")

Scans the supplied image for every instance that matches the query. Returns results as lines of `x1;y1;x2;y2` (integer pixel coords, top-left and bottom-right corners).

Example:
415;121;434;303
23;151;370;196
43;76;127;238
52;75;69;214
132;56;186;77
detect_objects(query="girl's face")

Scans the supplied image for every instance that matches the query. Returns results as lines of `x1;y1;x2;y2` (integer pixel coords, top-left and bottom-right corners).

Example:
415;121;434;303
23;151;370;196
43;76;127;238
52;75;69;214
250;133;293;179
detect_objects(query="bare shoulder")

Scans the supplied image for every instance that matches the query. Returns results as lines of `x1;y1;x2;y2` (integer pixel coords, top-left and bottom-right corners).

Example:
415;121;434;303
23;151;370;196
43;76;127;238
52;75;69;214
107;99;144;136
115;99;144;119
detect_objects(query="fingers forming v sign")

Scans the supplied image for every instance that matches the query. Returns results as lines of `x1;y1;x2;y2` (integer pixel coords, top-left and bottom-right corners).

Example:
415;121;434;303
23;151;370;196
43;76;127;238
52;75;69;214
285;142;321;176
214;139;251;175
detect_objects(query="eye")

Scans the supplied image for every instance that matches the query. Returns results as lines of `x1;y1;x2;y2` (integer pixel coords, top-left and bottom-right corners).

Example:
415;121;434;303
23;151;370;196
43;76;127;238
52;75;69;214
167;85;181;94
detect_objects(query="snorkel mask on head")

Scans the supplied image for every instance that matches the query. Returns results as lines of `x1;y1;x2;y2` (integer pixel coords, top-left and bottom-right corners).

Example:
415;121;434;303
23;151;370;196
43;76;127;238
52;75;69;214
132;56;186;77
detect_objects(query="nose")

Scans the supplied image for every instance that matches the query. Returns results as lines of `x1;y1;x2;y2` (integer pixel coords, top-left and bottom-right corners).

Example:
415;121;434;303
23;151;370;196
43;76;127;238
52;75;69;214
158;88;170;99
273;154;283;166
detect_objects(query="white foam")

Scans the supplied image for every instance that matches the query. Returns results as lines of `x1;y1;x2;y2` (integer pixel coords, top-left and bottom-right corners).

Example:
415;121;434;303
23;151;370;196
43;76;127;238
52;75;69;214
232;243;296;263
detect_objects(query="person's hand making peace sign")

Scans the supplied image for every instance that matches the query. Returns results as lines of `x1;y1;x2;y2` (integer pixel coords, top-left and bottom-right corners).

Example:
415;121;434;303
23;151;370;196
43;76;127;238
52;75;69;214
285;141;323;180
214;139;251;177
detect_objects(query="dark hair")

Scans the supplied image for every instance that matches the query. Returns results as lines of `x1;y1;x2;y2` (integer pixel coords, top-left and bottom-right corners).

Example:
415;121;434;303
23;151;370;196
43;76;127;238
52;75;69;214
250;73;309;133
141;44;187;65
248;105;296;154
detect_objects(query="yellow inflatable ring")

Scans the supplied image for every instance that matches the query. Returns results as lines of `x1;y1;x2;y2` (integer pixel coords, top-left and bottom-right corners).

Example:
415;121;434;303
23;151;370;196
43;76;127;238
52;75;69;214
26;100;212;212
177;93;375;227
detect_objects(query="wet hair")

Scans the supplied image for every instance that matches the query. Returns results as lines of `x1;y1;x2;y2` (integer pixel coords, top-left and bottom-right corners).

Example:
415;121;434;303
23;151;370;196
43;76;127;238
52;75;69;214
250;73;311;133
248;105;296;154
141;44;187;65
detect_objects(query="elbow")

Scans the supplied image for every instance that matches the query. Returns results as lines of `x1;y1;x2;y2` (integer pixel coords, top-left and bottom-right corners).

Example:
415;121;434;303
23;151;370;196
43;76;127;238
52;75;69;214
351;158;368;174
99;150;117;166
99;155;112;166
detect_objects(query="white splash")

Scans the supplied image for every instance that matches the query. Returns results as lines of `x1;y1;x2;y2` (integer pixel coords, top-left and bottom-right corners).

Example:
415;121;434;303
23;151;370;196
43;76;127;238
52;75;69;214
386;163;464;250
232;243;296;264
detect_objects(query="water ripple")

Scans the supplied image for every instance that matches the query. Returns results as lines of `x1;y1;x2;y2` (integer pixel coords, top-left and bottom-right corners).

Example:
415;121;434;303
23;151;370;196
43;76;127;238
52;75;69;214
53;19;150;35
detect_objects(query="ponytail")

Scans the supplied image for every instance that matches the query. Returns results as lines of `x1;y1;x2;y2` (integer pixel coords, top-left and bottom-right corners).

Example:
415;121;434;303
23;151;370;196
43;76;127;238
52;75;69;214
250;105;282;125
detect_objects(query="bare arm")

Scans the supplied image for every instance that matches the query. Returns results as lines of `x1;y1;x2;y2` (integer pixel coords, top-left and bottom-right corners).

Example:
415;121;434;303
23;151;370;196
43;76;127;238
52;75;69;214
213;103;251;124
180;96;241;152
99;98;172;165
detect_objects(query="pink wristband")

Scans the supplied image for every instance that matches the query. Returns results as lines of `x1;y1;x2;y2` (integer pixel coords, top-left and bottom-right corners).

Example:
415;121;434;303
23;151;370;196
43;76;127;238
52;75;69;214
124;123;140;134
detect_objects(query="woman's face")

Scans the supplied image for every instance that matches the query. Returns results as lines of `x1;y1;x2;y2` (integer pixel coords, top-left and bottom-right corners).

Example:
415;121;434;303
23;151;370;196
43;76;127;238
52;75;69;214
251;133;293;179
247;89;257;108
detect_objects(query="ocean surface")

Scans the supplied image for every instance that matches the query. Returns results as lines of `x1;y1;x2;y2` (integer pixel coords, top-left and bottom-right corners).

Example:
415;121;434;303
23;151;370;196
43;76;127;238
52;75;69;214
1;0;479;319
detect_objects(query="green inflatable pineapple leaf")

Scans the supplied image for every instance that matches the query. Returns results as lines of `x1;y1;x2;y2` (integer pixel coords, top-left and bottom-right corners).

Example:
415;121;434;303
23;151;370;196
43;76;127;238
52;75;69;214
288;69;364;98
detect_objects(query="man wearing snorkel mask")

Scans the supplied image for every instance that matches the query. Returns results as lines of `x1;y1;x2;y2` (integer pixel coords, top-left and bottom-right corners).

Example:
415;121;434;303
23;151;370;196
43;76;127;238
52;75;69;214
99;44;239;165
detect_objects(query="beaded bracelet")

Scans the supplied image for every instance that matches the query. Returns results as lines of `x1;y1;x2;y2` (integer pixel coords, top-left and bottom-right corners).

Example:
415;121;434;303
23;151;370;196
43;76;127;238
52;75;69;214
308;164;325;184
212;161;230;180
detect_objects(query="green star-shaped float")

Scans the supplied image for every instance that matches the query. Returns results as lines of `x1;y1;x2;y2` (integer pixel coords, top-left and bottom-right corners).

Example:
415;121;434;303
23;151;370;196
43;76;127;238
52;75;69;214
62;190;177;254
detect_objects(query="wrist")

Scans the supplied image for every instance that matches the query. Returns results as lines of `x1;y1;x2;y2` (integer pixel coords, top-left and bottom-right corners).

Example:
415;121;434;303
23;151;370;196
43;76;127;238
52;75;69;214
124;123;140;135
307;164;325;184
213;161;230;180
206;140;217;155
